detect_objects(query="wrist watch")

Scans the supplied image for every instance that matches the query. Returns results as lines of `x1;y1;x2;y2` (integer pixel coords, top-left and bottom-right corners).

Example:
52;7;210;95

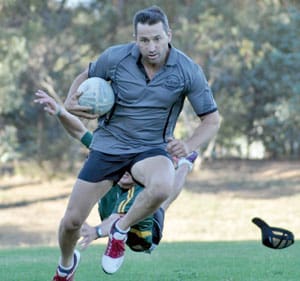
95;226;102;239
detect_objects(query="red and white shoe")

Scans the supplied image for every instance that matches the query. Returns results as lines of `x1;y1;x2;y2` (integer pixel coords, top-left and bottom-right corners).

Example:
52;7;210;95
52;250;80;281
101;219;127;274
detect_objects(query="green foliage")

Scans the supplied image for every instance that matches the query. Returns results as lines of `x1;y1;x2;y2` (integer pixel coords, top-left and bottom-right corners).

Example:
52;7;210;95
0;36;28;114
193;1;300;158
0;0;299;173
0;125;20;163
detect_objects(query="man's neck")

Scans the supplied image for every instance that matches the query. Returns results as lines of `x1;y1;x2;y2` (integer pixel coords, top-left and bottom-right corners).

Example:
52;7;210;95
119;183;134;189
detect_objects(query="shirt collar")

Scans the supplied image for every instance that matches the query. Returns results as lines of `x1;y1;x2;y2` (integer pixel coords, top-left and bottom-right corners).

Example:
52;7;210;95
131;43;177;66
165;44;177;66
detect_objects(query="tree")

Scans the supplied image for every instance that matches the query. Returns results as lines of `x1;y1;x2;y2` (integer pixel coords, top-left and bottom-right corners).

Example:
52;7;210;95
0;0;299;176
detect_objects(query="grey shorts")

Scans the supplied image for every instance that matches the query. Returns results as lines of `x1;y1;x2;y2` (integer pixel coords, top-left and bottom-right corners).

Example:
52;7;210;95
78;148;170;183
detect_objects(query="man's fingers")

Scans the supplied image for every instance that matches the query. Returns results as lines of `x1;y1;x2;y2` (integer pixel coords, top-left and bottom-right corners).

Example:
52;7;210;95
78;239;88;251
167;140;180;153
71;111;99;120
64;90;98;119
66;104;99;119
44;107;56;115
73;91;83;98
166;139;189;158
71;104;93;112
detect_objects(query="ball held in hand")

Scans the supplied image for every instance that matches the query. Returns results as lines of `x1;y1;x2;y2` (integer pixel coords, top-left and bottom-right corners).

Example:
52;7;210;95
78;77;115;115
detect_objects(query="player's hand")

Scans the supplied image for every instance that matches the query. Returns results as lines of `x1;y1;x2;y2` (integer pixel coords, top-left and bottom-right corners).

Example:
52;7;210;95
34;90;59;116
78;222;98;251
166;137;189;158
64;91;98;119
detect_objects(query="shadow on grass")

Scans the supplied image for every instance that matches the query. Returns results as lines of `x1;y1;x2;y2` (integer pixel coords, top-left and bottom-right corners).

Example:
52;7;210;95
186;159;300;199
185;178;300;199
0;180;43;191
0;193;70;209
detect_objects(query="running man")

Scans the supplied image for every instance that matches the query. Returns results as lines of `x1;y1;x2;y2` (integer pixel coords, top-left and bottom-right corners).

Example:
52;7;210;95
48;5;220;279
34;90;198;254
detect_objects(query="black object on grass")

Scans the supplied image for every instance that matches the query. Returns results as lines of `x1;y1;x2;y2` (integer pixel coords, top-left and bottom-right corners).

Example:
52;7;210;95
252;217;294;249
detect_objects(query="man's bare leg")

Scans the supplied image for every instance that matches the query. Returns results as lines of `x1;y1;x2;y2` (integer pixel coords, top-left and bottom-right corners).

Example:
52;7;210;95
101;155;175;274
119;155;175;229
161;151;198;210
58;179;112;267
160;163;189;211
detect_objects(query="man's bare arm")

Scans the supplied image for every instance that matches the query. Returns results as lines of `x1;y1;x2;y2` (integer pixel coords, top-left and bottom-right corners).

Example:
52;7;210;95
64;68;98;120
167;110;221;158
34;90;88;141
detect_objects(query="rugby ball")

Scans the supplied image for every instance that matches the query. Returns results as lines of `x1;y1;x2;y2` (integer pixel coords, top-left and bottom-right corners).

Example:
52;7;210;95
78;77;115;115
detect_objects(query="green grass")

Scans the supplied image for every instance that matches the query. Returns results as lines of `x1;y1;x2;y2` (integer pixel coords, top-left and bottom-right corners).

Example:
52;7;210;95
1;241;299;281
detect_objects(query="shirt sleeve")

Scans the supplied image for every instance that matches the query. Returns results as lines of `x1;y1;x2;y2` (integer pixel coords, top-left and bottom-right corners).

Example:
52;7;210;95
88;48;111;79
186;64;218;117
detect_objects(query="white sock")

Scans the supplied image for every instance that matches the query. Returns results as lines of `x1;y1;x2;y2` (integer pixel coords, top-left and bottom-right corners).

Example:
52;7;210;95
57;256;74;276
177;158;193;172
113;221;129;239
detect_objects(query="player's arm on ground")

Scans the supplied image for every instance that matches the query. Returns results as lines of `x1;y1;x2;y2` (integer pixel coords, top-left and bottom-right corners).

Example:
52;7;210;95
64;68;98;120
78;214;121;250
34;89;90;144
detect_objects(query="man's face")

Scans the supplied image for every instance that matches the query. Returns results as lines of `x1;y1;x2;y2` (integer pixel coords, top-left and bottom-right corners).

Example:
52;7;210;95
135;22;171;66
118;171;134;189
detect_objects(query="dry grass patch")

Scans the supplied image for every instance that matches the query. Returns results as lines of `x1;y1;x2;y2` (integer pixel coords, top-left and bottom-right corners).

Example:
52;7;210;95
1;160;299;248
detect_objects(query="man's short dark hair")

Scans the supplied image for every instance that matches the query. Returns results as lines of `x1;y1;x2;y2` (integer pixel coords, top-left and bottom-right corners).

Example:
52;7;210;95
133;5;170;35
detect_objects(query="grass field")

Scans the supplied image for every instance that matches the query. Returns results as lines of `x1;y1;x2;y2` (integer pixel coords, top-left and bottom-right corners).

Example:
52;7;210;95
1;242;300;281
1;160;299;280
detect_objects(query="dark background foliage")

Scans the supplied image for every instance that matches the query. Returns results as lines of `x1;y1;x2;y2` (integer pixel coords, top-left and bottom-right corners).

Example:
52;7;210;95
0;0;299;174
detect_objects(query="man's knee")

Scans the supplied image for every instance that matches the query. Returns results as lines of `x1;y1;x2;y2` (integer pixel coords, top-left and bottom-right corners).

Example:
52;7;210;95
148;177;173;202
60;214;83;232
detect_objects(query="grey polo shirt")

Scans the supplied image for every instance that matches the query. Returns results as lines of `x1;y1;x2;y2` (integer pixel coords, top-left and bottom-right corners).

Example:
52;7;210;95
88;42;217;154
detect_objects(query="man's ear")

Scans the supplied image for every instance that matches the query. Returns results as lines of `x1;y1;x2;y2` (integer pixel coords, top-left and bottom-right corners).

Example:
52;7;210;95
167;29;172;43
